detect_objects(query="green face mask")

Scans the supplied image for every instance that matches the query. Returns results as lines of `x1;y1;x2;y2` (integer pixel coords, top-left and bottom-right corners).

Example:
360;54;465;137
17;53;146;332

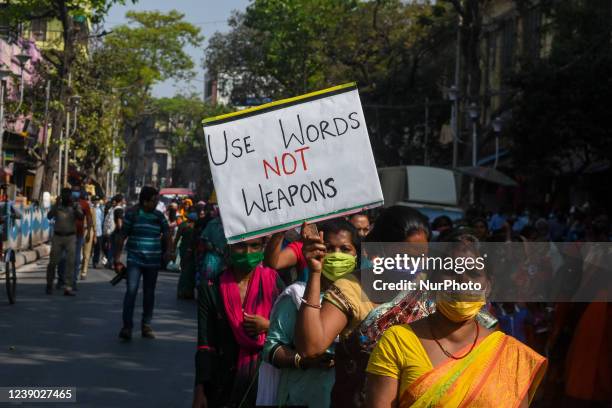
230;251;264;272
322;252;357;281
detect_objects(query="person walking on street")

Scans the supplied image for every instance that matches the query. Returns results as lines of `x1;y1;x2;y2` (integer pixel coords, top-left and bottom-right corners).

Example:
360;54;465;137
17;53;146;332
72;188;93;287
175;212;197;299
103;194;124;268
115;186;173;341
102;196;117;268
46;188;84;296
57;186;93;289
91;196;104;268
80;193;97;279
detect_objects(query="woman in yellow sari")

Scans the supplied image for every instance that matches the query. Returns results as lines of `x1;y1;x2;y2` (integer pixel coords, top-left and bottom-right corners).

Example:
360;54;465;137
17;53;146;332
365;231;547;408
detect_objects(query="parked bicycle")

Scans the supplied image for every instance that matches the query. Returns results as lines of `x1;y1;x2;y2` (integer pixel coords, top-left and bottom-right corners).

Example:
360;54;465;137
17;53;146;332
1;184;20;304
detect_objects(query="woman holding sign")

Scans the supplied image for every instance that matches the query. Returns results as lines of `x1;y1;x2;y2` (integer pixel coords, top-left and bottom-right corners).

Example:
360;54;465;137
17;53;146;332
192;237;284;408
296;206;432;407
257;219;360;408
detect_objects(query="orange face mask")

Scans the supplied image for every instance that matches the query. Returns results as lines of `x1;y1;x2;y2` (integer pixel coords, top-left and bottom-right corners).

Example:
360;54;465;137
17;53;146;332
435;291;485;322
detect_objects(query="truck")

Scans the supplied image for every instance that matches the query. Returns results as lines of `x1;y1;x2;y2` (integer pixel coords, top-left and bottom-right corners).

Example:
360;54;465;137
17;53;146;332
377;165;464;222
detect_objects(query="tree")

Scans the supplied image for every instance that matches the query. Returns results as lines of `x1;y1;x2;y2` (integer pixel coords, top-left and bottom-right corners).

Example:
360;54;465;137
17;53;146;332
0;0;135;197
69;49;122;181
507;0;612;175
205;11;281;103
153;95;232;197
95;10;203;195
206;0;455;166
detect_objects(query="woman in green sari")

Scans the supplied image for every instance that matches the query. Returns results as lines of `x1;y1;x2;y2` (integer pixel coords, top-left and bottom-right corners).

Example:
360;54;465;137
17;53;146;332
257;219;360;408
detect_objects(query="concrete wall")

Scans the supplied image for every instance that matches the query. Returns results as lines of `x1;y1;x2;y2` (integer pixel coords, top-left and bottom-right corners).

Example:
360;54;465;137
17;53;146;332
3;203;51;251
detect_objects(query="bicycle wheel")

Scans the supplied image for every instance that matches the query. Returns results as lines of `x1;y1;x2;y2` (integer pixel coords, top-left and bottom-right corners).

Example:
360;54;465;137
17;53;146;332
5;256;16;304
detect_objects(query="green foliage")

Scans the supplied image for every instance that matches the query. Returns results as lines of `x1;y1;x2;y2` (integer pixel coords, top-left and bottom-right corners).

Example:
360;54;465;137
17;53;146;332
99;10;203;126
153;95;233;158
105;10;202;83
151;95;232;194
69;51;122;174
508;0;612;174
0;0;134;24
18;50;123;176
206;0;455;165
16;8;204;178
208;1;452;95
243;0;350;95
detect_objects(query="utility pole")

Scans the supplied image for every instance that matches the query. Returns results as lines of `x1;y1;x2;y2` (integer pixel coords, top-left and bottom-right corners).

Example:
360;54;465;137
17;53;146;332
0;63;13;169
32;80;51;201
452;14;462;169
0;72;6;170
63;95;79;187
468;102;479;205
202;49;208;103
424;97;429;166
109;88;119;197
110;117;118;197
57;129;63;196
64;104;70;187
43;81;51;154
61;72;71;188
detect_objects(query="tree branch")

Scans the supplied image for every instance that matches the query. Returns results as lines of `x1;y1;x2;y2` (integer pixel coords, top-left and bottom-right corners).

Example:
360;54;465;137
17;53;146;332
20;8;56;21
444;0;465;17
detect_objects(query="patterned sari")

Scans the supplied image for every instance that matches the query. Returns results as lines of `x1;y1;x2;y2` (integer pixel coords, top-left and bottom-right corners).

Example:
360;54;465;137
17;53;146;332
327;278;498;407
400;331;547;408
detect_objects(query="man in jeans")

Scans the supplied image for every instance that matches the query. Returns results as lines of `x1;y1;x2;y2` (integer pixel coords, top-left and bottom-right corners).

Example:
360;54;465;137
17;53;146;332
46;188;84;296
115;186;173;340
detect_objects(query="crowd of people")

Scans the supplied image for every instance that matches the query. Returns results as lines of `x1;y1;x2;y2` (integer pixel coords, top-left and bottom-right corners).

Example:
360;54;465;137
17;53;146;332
45;185;131;294
187;197;608;407
44;185;610;407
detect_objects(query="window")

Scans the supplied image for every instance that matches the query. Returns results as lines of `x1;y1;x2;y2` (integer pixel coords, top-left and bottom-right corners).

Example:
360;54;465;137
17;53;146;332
489;32;497;71
523;8;542;61
156;154;168;178
145;139;154;152
31;18;47;41
500;18;516;78
0;4;19;41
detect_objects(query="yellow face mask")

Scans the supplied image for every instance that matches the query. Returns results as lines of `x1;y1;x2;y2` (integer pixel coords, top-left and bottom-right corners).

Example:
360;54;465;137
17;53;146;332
435;291;485;322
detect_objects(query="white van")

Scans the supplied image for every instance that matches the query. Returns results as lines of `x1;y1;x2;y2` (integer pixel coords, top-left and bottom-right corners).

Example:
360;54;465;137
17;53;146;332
377;165;464;222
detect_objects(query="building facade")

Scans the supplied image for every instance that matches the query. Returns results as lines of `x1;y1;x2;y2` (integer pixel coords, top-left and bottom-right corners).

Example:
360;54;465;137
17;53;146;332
0;33;43;199
124;116;173;199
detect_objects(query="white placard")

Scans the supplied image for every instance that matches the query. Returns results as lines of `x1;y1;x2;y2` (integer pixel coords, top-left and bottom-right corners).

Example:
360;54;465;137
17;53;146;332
204;83;383;243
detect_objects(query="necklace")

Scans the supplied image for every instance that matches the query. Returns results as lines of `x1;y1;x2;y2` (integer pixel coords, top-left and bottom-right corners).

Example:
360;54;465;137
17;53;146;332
429;318;480;360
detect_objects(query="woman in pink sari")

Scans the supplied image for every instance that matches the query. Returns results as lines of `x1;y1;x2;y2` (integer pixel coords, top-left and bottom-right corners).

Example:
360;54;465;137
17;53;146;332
192;237;284;408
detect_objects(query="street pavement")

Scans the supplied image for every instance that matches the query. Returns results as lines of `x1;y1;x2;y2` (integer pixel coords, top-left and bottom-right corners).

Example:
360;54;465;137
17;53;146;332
0;259;198;407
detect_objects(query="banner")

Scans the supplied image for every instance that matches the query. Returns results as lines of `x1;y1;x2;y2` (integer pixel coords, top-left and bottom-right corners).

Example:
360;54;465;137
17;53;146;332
203;83;384;243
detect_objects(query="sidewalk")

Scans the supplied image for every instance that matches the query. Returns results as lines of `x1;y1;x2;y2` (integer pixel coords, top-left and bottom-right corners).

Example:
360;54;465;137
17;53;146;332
14;244;51;269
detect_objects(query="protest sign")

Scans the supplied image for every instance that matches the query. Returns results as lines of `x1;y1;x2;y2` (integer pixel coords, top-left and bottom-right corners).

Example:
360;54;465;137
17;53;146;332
203;83;384;243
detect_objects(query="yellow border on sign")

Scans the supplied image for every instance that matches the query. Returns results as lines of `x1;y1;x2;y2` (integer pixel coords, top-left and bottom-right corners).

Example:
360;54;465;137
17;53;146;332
202;82;357;124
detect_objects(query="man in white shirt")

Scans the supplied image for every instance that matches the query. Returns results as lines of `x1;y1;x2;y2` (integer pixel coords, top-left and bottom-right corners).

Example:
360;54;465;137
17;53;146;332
103;194;125;268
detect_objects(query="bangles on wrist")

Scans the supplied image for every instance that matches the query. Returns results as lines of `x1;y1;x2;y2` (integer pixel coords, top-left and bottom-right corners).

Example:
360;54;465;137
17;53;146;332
300;297;322;309
294;352;302;369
